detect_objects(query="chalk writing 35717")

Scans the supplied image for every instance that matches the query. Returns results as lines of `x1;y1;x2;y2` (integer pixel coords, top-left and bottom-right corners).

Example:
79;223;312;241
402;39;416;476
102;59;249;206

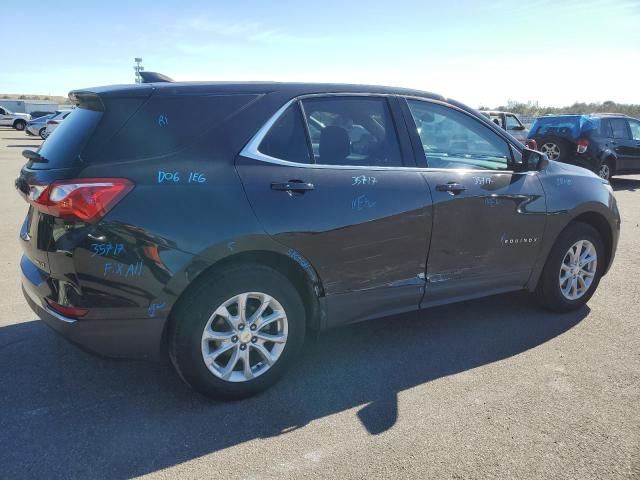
91;243;124;257
352;175;377;186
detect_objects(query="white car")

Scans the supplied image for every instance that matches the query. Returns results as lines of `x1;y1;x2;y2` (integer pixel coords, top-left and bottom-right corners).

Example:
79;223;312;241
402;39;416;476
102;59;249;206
0;106;31;131
43;110;72;138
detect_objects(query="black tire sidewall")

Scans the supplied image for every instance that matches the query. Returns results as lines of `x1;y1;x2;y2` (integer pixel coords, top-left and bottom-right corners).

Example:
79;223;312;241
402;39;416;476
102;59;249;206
14;120;26;130
39;128;46;139
170;264;306;400
537;223;604;312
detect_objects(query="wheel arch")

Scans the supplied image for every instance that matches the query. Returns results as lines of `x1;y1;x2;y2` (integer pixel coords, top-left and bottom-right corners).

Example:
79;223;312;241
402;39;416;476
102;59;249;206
161;248;326;356
12;118;26;128
570;211;614;274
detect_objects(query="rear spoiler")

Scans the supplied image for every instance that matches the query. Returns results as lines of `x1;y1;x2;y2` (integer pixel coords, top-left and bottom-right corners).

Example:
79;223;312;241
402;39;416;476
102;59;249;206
139;71;174;83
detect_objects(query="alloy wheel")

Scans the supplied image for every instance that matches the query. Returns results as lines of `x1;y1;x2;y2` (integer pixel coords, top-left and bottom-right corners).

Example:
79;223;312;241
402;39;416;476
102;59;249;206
540;142;561;160
598;163;611;180
559;240;597;300
201;292;288;382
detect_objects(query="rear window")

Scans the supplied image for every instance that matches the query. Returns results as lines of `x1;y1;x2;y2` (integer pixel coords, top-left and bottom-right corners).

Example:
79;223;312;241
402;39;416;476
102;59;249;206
32;108;102;170
33;93;260;168
89;94;259;162
530;115;600;140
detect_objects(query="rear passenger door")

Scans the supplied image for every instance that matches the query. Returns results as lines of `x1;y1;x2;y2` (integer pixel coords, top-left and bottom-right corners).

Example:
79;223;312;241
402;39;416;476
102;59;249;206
400;98;546;304
606;118;635;171
627;119;640;172
236;95;433;326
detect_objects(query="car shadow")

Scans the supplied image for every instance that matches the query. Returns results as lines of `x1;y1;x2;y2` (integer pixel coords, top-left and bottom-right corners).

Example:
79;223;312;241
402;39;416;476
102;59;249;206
6;144;41;148
0;291;588;479
610;177;640;192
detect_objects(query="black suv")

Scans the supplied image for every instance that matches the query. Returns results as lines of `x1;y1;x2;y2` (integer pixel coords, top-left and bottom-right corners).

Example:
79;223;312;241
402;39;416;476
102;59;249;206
528;113;640;180
17;81;620;399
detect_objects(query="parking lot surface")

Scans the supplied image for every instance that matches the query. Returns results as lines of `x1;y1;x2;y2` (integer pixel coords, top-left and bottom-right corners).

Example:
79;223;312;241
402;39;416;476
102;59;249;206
0;127;638;479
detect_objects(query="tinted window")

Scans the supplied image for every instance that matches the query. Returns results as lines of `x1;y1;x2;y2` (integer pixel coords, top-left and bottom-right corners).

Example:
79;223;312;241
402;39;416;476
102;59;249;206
259;104;311;163
530;115;600;140
33;107;102;170
301;97;403;167
407;100;510;170
629;120;640;141
610;118;631;139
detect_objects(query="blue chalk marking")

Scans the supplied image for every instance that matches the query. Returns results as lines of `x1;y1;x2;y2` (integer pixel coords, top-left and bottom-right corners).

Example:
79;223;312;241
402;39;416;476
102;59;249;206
351;194;376;211
91;242;125;257
158;114;169;127
158;171;180;184
103;260;143;277
148;302;166;318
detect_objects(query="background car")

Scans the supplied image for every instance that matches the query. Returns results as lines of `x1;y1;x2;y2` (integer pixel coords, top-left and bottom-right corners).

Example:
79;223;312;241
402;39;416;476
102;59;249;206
42;110;72;138
28;110;56;119
0;106;31;131
480;110;529;142
25;113;55;138
527;113;640;180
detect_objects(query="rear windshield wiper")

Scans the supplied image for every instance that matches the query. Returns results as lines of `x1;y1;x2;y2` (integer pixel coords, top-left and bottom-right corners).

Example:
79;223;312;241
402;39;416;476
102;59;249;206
22;149;48;163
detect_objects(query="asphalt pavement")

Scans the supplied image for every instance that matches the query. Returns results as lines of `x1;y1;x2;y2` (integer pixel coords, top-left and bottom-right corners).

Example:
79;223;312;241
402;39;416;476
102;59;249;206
0;127;638;479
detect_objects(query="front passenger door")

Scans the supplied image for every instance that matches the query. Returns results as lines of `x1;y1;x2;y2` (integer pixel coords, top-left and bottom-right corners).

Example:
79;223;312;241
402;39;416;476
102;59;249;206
402;99;547;303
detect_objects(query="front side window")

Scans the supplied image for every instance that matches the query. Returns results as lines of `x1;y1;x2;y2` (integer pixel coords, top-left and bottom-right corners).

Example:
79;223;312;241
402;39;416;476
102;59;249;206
407;100;511;170
610;118;631;139
627;120;640;141
258;104;311;163
301;97;403;167
505;114;523;130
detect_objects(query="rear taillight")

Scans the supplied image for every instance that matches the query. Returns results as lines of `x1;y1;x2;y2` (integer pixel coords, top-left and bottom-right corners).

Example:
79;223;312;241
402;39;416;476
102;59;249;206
27;178;134;223
46;298;89;318
46;120;59;125
576;138;589;154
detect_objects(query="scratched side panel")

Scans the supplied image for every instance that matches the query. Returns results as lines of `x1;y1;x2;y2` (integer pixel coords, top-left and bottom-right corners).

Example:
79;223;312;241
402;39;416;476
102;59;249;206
236;158;433;296
422;170;547;302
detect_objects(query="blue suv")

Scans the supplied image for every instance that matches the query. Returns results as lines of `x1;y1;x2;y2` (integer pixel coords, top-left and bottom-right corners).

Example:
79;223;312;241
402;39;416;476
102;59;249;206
528;114;640;180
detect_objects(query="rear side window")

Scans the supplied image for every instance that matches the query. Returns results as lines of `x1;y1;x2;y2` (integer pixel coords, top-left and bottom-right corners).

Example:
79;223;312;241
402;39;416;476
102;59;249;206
258;105;311;163
33;108;102;170
301;97;403;167
610;119;630;139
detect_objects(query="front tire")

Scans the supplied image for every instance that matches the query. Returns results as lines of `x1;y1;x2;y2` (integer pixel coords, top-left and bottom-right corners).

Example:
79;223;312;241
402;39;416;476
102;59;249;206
169;264;306;400
535;223;604;312
13;120;26;131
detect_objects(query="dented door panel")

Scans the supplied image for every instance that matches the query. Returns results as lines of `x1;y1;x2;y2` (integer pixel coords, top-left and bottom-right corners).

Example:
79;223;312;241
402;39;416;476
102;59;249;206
421;170;546;302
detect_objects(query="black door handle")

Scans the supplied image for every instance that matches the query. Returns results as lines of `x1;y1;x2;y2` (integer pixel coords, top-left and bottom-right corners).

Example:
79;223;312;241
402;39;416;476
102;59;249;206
271;181;315;193
436;182;466;194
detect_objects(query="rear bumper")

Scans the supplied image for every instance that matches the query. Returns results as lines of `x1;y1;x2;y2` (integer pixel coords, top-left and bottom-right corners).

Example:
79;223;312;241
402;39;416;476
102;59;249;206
21;259;166;360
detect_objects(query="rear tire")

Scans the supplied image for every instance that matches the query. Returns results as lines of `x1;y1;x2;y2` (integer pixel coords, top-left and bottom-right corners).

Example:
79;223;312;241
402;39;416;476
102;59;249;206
535;223;604;312
597;159;614;181
13;120;26;131
169;263;306;400
39;128;46;139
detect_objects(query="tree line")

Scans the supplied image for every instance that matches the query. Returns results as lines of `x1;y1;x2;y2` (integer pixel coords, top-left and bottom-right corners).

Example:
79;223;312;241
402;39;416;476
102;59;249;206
480;100;640;118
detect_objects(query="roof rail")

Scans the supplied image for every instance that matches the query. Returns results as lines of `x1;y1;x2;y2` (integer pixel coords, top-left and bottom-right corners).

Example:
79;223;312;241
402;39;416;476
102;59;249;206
593;112;628;117
139;71;174;83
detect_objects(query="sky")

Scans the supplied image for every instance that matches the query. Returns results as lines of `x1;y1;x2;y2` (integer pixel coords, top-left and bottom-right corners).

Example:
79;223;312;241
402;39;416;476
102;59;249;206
1;0;639;108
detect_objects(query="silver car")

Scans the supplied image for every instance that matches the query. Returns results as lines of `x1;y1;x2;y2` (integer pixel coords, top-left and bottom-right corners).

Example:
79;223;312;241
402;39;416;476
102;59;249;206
42;110;73;138
26;113;55;139
480;110;529;143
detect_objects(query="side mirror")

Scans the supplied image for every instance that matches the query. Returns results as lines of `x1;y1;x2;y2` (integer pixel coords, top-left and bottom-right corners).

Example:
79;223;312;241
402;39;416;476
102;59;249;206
522;148;548;171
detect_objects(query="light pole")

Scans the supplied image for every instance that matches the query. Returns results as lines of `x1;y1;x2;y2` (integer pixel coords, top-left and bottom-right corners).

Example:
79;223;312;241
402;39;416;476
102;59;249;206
133;57;144;83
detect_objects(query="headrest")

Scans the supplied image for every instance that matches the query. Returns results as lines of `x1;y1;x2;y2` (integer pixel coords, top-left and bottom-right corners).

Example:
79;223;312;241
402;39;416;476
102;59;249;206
319;126;350;164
